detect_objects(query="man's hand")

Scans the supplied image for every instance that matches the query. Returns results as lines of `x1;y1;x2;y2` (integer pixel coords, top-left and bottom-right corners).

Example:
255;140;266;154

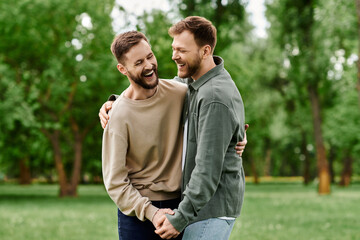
152;208;175;229
155;216;180;239
99;101;114;129
235;124;249;157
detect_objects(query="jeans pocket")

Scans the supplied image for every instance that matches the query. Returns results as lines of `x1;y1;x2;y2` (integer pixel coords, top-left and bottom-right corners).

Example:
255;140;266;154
224;219;235;226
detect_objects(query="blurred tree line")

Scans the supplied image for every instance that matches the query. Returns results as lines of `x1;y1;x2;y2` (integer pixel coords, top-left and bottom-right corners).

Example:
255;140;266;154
0;0;359;196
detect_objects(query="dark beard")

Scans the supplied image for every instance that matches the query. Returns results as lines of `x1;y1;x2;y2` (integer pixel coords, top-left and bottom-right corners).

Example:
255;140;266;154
179;54;201;78
186;56;201;78
129;66;159;89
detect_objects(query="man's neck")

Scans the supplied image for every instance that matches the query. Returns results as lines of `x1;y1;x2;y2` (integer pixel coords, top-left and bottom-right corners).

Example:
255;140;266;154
125;84;158;100
192;56;216;81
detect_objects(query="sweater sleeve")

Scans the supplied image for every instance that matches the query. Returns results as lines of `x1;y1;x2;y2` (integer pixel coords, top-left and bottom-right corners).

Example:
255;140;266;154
166;102;237;232
102;128;158;221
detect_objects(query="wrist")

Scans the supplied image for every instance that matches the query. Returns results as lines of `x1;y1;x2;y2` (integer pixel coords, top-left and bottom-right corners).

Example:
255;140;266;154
151;209;160;222
145;205;159;222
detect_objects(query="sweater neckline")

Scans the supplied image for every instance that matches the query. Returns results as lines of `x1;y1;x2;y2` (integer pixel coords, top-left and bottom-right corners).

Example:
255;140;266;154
120;80;161;105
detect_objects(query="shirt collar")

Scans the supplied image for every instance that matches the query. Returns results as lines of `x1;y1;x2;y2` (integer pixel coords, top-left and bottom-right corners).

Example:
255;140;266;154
189;56;224;91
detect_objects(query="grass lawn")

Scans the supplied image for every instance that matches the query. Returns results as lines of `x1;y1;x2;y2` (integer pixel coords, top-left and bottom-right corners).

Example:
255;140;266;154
0;183;359;240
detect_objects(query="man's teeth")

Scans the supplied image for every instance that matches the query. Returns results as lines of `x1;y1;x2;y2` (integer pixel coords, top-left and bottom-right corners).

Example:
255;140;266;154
144;70;154;77
178;64;185;67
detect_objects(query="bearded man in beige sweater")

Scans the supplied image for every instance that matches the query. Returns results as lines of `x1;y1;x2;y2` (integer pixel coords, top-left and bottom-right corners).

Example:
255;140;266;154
101;30;247;240
102;31;187;240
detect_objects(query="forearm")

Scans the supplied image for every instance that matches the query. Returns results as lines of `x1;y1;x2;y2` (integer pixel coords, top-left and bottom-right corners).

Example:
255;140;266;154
102;129;158;221
167;103;236;231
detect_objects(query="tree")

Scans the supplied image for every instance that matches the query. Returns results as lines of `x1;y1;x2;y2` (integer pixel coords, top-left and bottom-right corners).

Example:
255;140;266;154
356;0;360;109
0;0;121;196
266;0;338;193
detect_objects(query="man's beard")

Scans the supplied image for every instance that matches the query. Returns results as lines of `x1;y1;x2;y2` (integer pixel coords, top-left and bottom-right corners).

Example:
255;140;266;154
179;54;201;78
129;65;159;89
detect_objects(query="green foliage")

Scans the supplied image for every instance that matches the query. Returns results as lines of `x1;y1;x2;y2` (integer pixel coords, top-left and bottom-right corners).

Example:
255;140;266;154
262;0;360;179
0;0;123;180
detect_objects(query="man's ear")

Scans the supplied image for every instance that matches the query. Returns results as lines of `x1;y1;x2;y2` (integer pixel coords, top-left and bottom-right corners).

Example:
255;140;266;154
201;45;212;59
117;63;127;75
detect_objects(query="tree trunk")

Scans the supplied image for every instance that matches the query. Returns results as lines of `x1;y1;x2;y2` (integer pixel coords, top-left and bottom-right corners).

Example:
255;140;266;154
214;0;225;28
69;119;84;197
183;0;196;15
19;157;32;185
251;158;259;184
51;131;70;197
328;147;336;183
355;0;360;109
42;129;72;197
303;155;311;185
301;131;311;185
263;148;272;177
308;85;330;194
339;153;353;187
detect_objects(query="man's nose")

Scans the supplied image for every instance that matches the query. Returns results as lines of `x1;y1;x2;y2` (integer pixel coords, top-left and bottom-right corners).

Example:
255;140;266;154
144;59;153;69
172;51;179;61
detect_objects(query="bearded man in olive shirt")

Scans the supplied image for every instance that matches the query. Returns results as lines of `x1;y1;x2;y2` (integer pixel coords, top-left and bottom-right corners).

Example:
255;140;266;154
153;17;246;240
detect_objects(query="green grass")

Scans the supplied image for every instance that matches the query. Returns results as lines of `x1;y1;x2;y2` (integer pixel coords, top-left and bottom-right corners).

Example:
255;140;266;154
0;183;359;240
0;184;117;240
230;183;360;240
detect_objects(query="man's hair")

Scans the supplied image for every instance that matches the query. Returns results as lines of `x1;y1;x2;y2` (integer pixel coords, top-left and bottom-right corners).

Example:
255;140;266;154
111;31;149;64
168;16;217;53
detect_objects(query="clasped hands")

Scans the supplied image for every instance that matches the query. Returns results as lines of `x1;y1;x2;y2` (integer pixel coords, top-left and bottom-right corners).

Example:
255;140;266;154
152;209;180;239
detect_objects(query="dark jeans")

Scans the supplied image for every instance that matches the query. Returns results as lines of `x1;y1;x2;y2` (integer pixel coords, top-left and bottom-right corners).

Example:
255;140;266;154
118;198;183;240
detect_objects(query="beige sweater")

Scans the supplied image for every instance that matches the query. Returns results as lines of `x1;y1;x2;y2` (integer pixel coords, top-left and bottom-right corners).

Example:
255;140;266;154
102;79;187;222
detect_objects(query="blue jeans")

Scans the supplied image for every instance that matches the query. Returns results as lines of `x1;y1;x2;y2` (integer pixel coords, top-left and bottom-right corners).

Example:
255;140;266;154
117;198;183;240
182;218;236;240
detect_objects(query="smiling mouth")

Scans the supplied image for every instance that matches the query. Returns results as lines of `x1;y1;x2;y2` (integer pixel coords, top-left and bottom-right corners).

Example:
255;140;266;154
177;63;185;69
143;70;154;77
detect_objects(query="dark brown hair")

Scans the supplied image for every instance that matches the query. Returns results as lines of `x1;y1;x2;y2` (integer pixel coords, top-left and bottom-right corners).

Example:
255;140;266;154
110;31;149;64
168;16;217;53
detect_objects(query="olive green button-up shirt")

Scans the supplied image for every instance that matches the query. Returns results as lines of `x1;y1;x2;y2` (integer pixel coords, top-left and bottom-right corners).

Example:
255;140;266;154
168;56;246;232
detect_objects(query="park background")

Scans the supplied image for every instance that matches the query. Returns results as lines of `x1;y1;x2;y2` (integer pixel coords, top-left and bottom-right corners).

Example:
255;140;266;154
0;0;359;239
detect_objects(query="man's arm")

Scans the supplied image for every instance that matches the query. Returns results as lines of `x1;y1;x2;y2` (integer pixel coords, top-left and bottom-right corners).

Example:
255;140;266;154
100;101;249;156
99;101;113;128
102;127;174;224
235;124;248;156
165;102;244;232
99;94;119;128
156;122;248;239
102;128;158;221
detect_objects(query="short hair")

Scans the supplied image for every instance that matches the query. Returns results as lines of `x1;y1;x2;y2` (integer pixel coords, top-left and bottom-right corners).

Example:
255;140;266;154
110;31;149;64
168;16;217;53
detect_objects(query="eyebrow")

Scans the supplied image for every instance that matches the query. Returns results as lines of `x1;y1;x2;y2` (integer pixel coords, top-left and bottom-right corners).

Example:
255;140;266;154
172;45;186;50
